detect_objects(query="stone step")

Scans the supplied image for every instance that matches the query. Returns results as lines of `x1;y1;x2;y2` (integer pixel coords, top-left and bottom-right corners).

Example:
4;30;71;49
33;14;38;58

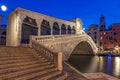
31;70;61;80
0;60;48;69
49;71;68;80
0;53;33;58
0;58;40;65
0;62;50;74
6;67;57;80
0;64;54;79
0;46;67;80
0;56;38;61
0;58;45;64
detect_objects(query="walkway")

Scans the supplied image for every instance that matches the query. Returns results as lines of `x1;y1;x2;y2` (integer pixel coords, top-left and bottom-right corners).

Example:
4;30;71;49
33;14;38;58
63;62;119;80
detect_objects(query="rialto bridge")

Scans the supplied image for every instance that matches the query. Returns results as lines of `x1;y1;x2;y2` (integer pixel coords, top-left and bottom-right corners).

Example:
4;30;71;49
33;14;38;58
6;8;98;61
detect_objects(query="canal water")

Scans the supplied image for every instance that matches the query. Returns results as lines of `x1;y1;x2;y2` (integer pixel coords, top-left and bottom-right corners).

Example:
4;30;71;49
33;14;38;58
68;55;120;79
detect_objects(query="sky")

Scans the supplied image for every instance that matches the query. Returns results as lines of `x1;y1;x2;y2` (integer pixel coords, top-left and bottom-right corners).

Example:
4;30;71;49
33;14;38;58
0;0;120;29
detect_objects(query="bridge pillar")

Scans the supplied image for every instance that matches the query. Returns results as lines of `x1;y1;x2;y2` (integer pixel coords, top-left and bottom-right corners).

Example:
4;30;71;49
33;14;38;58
71;18;84;34
6;10;21;46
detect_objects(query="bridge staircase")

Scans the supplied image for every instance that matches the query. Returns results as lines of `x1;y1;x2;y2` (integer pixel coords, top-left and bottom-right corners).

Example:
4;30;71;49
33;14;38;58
0;46;67;80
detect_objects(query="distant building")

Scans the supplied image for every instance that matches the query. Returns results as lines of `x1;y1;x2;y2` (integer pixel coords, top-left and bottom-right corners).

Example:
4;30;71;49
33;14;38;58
0;14;3;25
86;14;120;51
99;14;106;31
0;25;6;45
100;30;113;50
100;23;120;50
86;24;100;47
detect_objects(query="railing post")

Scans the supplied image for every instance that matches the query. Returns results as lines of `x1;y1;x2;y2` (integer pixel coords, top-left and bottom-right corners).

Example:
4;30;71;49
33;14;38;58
53;52;63;71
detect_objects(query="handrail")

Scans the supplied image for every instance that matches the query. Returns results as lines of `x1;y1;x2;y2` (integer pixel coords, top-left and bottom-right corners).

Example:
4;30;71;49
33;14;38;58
29;36;62;71
31;34;98;54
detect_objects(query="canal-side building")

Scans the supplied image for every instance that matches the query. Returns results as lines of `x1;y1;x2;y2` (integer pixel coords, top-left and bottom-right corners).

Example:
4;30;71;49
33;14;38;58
7;8;84;46
100;30;113;50
86;24;100;47
100;23;120;50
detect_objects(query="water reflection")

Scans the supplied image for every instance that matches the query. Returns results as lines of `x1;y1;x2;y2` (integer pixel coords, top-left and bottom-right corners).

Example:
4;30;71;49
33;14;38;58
99;56;103;71
107;56;112;74
68;55;120;78
114;57;120;77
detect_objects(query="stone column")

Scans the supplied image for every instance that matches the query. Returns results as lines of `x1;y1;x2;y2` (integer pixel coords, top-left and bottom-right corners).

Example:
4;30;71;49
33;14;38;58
75;18;83;34
50;22;53;35
59;23;61;35
36;19;42;36
18;14;26;46
66;25;68;34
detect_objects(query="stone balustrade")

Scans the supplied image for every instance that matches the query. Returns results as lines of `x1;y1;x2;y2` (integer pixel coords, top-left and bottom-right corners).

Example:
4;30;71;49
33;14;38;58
29;36;62;71
30;34;97;52
30;34;98;61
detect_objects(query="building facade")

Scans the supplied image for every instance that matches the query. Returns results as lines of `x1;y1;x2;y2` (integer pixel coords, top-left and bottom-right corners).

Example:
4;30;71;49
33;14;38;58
86;24;100;47
0;25;6;45
100;23;120;50
86;14;120;51
7;8;84;46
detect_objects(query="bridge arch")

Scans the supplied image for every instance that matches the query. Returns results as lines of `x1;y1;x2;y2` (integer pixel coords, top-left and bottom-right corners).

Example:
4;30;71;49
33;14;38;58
53;22;60;35
62;35;98;60
67;25;72;34
21;16;38;44
40;19;51;35
71;41;94;55
61;24;66;35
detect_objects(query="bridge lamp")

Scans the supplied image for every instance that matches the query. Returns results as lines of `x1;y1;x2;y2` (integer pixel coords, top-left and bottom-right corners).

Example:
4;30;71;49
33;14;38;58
1;5;7;12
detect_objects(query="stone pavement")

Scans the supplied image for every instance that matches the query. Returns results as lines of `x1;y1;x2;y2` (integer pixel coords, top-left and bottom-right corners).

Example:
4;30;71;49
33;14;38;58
84;73;120;80
63;62;120;80
63;62;88;80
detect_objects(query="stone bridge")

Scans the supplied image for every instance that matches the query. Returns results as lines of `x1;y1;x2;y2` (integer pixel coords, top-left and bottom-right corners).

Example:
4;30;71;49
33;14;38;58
30;34;98;61
6;7;98;61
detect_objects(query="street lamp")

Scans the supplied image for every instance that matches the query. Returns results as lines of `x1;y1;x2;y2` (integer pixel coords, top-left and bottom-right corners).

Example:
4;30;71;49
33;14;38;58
1;5;18;32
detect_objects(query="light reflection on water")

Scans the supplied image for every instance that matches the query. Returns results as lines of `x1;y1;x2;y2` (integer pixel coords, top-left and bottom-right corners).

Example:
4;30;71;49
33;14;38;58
114;57;120;77
68;55;120;78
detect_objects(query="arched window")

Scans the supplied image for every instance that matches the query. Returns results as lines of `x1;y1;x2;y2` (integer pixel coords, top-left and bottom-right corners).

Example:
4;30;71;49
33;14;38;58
72;26;76;34
67;25;71;34
53;22;60;35
2;31;6;35
21;16;38;44
61;24;66;35
41;20;51;35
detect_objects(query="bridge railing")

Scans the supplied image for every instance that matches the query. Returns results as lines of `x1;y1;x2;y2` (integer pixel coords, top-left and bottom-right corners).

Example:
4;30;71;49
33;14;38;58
29;36;62;71
31;34;98;54
31;34;86;42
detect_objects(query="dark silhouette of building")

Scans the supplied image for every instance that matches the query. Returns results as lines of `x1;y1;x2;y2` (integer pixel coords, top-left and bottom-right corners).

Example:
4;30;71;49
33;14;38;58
99;14;106;31
0;25;6;45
